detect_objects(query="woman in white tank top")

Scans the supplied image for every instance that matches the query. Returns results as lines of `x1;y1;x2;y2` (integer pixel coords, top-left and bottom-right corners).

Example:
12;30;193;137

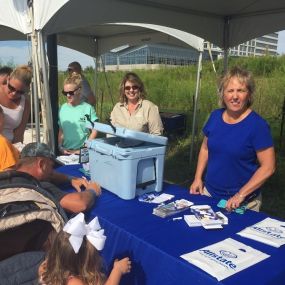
0;65;32;143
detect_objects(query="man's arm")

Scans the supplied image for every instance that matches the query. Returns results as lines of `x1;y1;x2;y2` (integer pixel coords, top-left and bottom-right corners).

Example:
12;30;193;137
60;189;98;213
50;170;101;194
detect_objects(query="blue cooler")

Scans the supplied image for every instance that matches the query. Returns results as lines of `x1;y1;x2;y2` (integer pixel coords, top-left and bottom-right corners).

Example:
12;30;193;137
86;122;168;200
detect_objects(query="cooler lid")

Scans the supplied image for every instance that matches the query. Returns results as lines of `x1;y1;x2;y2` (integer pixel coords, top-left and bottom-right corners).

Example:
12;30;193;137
93;122;168;146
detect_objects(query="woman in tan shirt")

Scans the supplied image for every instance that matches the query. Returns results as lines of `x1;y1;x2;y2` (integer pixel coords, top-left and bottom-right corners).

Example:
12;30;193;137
110;72;163;135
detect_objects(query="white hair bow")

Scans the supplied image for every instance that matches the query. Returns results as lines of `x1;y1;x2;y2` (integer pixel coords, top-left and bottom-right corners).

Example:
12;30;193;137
63;213;106;254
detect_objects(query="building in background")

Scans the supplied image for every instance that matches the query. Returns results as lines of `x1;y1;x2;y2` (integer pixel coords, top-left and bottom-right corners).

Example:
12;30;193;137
101;43;203;71
204;32;279;58
101;33;279;71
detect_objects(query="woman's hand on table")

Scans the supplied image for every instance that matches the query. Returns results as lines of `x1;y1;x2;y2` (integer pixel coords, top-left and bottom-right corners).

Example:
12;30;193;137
226;192;245;211
189;179;203;195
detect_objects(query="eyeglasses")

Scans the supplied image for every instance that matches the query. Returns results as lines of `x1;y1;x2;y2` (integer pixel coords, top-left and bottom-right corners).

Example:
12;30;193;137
125;85;139;91
7;82;26;95
62;87;80;96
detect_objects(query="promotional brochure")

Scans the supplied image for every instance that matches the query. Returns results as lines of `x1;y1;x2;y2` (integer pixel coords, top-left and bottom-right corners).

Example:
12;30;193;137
190;205;225;229
153;199;193;218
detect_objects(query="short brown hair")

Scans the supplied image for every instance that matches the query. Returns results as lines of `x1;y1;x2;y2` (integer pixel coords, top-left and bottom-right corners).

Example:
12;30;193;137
68;61;82;73
218;66;255;108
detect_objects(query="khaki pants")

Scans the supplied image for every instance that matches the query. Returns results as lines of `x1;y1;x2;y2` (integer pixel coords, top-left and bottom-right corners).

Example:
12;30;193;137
202;187;262;212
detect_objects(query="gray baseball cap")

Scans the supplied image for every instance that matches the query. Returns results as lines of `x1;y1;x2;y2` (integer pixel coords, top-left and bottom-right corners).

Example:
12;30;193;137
21;142;62;166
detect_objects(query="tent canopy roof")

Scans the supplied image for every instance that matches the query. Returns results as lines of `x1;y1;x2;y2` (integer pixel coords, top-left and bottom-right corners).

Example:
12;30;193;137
57;23;204;57
43;0;285;49
1;0;285;55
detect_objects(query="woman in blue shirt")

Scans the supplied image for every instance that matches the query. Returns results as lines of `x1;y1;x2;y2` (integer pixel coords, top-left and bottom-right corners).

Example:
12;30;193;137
189;67;275;211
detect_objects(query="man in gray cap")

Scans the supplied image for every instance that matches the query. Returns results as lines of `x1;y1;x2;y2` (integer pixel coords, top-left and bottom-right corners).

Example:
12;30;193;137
67;61;96;105
3;142;101;213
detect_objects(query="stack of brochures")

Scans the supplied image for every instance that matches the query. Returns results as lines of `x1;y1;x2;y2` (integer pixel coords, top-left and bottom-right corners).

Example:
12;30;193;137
153;199;193;218
138;192;174;204
190;205;226;229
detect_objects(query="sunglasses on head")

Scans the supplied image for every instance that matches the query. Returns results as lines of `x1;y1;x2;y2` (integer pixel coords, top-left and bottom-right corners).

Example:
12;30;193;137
124;85;139;91
62;87;80;96
7;82;26;95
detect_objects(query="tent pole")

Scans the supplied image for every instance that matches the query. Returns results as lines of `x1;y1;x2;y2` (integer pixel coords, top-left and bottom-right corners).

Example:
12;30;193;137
39;32;55;151
47;34;59;153
190;51;203;166
207;42;217;74
31;37;41;142
223;48;229;72
30;57;40;142
28;1;40;142
101;55;114;105
223;16;230;73
93;57;97;110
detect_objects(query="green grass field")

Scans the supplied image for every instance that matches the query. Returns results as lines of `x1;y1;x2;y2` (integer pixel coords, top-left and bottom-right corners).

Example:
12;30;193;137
58;56;285;219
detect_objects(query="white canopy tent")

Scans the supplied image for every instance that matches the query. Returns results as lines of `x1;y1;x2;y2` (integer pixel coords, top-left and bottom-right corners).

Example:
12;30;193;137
1;0;285;161
43;1;285;49
0;1;204;158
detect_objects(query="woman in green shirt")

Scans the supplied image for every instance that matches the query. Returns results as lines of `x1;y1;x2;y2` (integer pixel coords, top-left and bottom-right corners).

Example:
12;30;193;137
58;73;98;154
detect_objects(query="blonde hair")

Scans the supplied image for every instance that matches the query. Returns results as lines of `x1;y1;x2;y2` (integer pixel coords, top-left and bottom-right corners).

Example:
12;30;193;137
10;65;32;87
63;72;82;89
119;72;146;104
41;230;106;285
218;66;255;108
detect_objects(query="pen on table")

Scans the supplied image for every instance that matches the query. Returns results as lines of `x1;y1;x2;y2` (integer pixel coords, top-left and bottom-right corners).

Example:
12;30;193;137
172;217;183;221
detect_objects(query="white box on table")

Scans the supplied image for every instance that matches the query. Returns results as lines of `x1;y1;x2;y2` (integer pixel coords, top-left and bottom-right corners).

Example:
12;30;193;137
86;122;168;200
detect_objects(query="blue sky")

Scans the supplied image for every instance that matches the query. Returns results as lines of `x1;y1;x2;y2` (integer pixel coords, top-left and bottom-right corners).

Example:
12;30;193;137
1;31;285;71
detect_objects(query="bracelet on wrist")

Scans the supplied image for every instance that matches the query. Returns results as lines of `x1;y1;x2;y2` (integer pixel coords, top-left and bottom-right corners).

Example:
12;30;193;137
237;192;245;199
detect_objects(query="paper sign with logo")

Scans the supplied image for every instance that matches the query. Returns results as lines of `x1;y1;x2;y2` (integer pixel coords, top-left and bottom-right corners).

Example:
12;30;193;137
237;217;285;248
180;238;269;281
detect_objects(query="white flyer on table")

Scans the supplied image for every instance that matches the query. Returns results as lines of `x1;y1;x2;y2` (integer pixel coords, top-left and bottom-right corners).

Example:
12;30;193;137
237;217;285;248
180;238;269;281
56;154;79;165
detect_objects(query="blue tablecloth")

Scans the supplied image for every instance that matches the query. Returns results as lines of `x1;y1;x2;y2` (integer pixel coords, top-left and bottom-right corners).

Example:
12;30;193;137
58;165;285;285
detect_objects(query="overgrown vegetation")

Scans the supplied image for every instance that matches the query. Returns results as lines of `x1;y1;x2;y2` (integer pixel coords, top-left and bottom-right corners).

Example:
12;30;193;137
58;56;285;219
